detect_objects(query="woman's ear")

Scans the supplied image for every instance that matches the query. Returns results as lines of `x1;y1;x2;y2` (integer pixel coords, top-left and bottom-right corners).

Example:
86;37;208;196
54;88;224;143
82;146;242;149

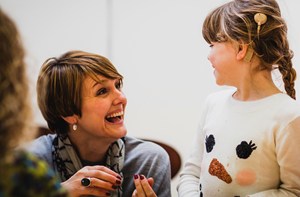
61;115;78;124
236;43;253;62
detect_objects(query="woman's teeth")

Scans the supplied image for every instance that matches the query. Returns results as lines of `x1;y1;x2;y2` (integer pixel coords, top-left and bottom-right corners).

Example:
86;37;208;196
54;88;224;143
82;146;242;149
106;111;123;119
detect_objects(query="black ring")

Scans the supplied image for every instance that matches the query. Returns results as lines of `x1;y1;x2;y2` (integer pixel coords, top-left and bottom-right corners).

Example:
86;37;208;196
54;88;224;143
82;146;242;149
81;177;91;187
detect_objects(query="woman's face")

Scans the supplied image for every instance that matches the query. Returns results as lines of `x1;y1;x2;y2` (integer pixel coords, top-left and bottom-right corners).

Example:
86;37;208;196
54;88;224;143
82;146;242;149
76;75;127;140
207;41;240;86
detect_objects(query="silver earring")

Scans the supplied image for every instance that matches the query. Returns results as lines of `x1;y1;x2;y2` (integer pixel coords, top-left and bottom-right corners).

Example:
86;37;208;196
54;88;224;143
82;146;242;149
72;124;77;131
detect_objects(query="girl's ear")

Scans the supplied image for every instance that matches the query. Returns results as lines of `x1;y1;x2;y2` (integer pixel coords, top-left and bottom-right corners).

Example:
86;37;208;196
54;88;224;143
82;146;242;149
236;43;253;62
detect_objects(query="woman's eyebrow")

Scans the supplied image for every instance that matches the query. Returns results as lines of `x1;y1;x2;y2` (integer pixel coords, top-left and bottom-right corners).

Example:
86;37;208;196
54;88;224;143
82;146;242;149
92;79;108;87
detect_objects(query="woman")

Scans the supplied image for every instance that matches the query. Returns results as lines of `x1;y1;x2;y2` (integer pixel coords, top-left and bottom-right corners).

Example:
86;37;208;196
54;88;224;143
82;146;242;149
0;7;68;197
25;50;171;197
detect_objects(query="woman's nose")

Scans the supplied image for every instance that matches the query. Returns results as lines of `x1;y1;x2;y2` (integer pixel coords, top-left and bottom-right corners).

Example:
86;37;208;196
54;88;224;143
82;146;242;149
112;90;127;106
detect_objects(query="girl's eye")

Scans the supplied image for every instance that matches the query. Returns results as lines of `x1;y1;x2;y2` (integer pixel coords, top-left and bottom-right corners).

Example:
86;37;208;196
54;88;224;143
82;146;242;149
209;44;214;48
96;88;107;96
115;80;123;90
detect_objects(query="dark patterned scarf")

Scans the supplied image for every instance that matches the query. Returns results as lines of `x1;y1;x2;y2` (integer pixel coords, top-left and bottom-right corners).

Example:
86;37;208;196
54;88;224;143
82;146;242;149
52;134;125;197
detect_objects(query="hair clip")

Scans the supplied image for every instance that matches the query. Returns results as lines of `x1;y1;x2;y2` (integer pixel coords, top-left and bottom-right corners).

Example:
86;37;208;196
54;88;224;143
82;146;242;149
244;47;254;63
254;13;267;39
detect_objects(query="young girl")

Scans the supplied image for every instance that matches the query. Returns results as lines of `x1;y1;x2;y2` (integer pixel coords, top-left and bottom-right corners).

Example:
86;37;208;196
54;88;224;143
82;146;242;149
177;0;300;196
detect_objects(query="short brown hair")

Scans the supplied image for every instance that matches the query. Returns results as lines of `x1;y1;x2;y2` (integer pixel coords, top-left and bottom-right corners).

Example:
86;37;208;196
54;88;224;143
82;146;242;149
37;50;123;134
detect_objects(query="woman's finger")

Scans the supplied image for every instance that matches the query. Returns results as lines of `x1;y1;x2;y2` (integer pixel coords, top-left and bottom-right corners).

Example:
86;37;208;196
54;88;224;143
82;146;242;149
62;165;122;197
133;174;146;197
140;175;157;197
80;186;112;197
77;165;122;191
86;165;121;178
86;177;120;191
147;177;154;187
87;169;122;186
132;174;157;197
132;189;138;197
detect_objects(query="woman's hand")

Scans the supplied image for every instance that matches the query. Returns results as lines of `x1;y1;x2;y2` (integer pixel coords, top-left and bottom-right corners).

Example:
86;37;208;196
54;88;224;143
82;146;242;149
61;165;122;197
132;174;157;197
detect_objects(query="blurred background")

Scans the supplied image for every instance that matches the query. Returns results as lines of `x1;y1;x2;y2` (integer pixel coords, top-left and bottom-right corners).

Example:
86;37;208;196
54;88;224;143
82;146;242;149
1;0;299;196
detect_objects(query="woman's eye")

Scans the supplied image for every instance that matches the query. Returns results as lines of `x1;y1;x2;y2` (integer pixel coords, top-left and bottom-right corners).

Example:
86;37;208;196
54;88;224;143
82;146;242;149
96;88;107;96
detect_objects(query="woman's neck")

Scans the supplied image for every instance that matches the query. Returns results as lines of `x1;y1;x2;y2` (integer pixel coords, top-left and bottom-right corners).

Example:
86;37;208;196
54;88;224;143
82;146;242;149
68;132;111;162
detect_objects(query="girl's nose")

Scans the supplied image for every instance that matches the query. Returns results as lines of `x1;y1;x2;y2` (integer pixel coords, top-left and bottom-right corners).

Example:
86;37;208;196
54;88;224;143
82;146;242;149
207;53;211;61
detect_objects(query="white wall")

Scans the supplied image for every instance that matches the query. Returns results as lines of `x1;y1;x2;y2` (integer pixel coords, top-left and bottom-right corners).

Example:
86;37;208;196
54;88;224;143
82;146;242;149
1;0;299;196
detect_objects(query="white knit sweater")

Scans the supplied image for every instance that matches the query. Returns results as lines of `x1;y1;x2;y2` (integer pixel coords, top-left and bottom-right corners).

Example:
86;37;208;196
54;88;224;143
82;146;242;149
177;89;300;197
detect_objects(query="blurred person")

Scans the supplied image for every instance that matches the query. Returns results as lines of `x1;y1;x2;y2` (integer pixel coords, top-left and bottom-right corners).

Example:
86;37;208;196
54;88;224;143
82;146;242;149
0;7;68;197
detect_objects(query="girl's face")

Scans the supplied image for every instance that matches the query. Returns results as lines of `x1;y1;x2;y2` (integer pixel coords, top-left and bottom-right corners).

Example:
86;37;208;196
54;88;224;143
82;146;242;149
76;75;127;141
207;41;240;86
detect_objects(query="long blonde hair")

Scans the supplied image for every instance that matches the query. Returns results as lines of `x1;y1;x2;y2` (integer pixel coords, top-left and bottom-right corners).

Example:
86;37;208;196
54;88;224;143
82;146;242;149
0;8;35;160
202;0;296;99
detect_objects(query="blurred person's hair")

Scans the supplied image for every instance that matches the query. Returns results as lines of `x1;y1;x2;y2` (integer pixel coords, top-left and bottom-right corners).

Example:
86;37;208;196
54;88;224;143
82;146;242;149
0;8;36;160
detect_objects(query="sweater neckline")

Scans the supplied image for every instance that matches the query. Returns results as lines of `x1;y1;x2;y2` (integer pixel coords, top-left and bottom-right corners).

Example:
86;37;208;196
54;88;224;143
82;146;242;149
226;89;285;113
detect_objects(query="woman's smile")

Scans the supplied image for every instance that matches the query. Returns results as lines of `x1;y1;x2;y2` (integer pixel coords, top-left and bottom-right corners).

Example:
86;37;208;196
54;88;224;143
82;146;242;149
105;110;124;124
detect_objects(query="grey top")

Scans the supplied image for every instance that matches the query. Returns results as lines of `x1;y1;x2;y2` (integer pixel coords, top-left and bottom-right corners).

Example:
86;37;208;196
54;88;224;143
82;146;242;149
25;135;171;197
